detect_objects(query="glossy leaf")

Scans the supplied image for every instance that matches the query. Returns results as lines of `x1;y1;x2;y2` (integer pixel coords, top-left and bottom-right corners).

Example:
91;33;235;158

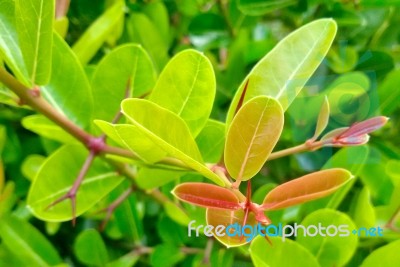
250;236;319;267
121;99;226;185
42;34;93;129
195;119;225;163
262;168;353;210
91;44;156;122
312;96;330;140
72;1;124;64
238;0;296;16
226;19;337;126
0;215;62;266
297;209;358;267
94;120;167;164
15;0;54;85
361;240;400;267
0;0;29;85
22;114;78;144
74;229;109;266
225;96;284;181
27;144;124;221
206;208;258;247
378;69;400;115
172;182;240;210
150;49;216;137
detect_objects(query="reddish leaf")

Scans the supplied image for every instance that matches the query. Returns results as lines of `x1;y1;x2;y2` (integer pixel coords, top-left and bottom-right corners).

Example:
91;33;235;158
262;168;353;210
172;183;241;210
337;116;388;139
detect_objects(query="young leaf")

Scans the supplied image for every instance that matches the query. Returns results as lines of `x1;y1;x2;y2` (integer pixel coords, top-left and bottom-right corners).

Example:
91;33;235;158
0;0;30;86
311;96;330;141
72;1;124;64
42;33;93;130
226;19;337;127
27;144;124;221
150;49;216;137
15;0;54;85
121;99;226;186
225;96;284;181
262;168;353;210
206;208;258;247
91;44;156;122
172;182;240;210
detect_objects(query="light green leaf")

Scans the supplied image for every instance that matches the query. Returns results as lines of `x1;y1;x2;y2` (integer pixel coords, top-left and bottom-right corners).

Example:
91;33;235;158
21;154;45;181
226;19;337;126
195;119;225;163
27;144;124;221
225;96;283;181
42;33;93;129
361;239;400;266
91;44;156;122
54;16;68;38
72;1;124;64
0;0;29;85
238;0;296;16
164;201;191;226
121;99;226;186
297;209;358;267
0;215;62;267
94;120;167;164
127;13;169;72
250;236;319;267
106;253;139;267
352;187;376;229
22;114;78;144
150;49;216;137
142;2;170;42
312;96;330;140
74;229;109;266
15;0;54;85
136;168;184;190
378;69;400;115
327;46;358;73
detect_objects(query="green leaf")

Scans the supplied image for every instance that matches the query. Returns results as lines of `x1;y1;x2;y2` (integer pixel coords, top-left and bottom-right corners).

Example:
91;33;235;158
226;19;337;126
361;239;400;266
297;209;358;267
0;215;62;266
127;12;169;72
250;236;319;267
106;253;139;267
378;69;400;115
74;229;109;266
238;0;296;16
27;144;124;221
312;96;330;140
15;0;54;85
172;182;240;210
151;244;185;267
21;154;45;181
0;0;30;85
164;201;191;226
195;119;225;163
94;120;167;164
327;46;358;73
150;49;216;137
54;16;68;38
42;33;93;129
225;96;284;181
22;114;78;144
121;99;226;186
262;169;353;210
136;168;184;190
72;1;124;64
91;44;156;122
352;187;376;229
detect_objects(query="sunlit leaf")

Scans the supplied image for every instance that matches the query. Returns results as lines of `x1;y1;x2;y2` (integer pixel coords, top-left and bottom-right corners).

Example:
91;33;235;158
27;144;124;221
226;19;337;126
172;182;240;210
262;169;353;210
250;236;319;267
121;99;226;185
297;209;358;267
150;49;216;137
15;0;54;85
225;96;283;181
72;0;124;64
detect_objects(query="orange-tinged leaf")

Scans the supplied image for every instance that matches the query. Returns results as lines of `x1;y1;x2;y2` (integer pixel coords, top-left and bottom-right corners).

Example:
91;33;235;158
172;183;241;210
262;168;353;210
225;96;284;181
206;208;258;247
